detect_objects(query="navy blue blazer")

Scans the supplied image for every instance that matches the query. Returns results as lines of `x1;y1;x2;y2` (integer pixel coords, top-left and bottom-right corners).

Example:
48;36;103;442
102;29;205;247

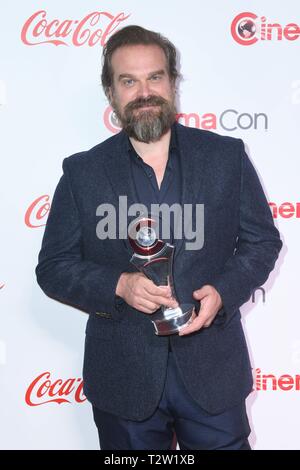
36;123;282;420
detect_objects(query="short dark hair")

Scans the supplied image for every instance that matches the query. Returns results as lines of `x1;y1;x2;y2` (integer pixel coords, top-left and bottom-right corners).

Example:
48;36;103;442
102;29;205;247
101;25;179;99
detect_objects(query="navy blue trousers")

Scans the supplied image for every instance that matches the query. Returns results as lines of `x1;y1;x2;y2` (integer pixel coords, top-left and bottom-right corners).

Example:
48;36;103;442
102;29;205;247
92;352;251;450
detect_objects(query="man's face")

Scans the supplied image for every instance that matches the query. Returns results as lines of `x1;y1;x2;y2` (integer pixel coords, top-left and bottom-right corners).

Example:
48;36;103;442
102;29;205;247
109;44;177;143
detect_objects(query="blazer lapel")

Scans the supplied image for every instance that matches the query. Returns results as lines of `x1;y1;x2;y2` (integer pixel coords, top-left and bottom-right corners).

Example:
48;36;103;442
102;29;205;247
174;123;209;260
102;130;137;255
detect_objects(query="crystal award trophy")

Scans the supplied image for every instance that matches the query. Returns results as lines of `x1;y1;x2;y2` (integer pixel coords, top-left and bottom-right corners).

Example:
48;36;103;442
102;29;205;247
128;215;194;335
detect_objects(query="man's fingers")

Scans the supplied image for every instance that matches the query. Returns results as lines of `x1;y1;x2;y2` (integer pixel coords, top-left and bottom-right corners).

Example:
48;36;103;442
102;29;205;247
137;300;160;314
142;281;177;307
137;296;178;314
178;310;206;336
143;280;172;298
145;294;178;308
193;286;207;300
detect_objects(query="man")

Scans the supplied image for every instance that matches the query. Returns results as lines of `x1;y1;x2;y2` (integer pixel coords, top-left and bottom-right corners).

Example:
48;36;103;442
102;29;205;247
36;25;282;450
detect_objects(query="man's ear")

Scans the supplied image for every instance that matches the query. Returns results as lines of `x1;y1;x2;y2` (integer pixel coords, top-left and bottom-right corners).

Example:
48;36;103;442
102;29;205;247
107;87;113;104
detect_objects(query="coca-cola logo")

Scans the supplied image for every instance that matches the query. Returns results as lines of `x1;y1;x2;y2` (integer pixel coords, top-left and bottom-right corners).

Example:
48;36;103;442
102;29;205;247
21;10;130;47
25;195;51;228
25;372;86;406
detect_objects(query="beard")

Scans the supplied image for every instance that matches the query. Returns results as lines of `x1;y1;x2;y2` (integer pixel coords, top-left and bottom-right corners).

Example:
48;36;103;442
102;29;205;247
112;94;177;143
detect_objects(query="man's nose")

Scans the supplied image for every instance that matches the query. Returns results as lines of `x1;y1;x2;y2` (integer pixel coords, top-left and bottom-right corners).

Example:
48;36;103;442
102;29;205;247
137;80;151;98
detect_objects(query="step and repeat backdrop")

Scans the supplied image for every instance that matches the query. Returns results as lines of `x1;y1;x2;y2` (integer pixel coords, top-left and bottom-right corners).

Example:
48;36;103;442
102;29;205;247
0;0;299;449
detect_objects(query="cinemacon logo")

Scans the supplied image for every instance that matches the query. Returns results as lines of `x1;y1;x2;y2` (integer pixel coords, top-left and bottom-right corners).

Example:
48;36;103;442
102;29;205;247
255;369;300;391
231;11;300;46
21;10;130;47
104;106;268;133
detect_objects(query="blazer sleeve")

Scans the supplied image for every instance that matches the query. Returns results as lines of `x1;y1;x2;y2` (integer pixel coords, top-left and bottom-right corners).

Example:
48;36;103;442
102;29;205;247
35;158;125;319
211;142;282;326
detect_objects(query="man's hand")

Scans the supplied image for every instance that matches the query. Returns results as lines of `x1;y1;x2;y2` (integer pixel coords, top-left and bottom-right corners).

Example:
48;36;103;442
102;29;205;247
179;285;223;336
116;272;178;314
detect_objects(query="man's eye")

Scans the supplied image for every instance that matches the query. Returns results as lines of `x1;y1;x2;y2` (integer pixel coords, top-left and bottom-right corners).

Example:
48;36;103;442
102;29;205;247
123;79;135;87
151;75;161;81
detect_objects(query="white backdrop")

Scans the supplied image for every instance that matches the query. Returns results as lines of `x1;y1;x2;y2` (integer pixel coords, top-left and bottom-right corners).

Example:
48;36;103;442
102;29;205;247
0;0;299;450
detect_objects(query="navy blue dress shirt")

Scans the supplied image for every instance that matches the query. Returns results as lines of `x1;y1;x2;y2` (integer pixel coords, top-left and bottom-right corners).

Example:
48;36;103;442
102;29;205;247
126;123;182;245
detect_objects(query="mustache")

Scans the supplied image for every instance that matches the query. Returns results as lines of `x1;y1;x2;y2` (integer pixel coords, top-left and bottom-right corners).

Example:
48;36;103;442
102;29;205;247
125;95;168;112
